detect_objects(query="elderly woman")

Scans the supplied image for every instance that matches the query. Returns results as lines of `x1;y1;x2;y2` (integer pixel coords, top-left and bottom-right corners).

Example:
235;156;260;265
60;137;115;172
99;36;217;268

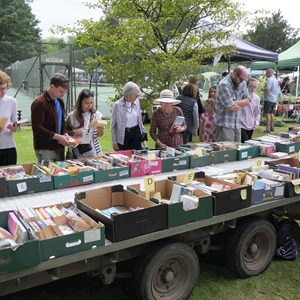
110;82;146;151
150;89;187;148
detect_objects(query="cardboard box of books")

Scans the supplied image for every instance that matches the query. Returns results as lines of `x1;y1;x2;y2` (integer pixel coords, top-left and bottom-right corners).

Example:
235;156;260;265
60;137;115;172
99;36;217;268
127;176;213;228
275;141;296;154
18;203;104;261
137;148;190;173
107;150;162;178
169;171;252;216
0;164;53;198
40;160;94;189
264;157;300;197
0;211;40;272
80;157;130;183
75;185;167;242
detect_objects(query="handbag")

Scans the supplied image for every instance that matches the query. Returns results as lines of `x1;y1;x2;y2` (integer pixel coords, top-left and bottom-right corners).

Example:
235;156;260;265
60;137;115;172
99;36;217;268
77;143;92;154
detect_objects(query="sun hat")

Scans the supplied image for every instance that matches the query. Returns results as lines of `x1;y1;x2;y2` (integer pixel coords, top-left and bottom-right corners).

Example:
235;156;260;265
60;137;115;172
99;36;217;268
153;89;181;105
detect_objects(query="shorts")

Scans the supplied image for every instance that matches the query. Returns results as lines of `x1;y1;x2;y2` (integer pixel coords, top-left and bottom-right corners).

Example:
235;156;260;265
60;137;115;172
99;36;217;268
264;101;276;114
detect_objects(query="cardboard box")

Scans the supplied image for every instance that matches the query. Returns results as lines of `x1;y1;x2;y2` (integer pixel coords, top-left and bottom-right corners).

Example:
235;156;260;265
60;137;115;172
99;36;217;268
127;179;213;228
0;164;53;198
75;185;167;242
0;211;40;273
169;172;252;216
20;203;105;261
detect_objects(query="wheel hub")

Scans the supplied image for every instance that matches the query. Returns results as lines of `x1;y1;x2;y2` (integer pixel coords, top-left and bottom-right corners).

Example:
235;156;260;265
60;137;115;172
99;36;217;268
249;243;259;254
161;268;175;283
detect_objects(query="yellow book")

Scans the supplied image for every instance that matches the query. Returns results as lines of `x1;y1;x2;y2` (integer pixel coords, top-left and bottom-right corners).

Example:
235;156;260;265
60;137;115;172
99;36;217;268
51;205;64;217
34;208;45;220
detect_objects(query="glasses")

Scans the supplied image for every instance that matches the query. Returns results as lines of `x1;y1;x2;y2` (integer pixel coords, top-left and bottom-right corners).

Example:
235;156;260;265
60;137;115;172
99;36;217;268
0;86;8;91
82;90;94;97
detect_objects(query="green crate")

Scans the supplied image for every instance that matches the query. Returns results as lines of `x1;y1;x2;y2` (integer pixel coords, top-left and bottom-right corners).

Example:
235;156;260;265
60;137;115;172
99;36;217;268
161;155;190;172
94;166;130;183
0;211;40;273
52;170;94;189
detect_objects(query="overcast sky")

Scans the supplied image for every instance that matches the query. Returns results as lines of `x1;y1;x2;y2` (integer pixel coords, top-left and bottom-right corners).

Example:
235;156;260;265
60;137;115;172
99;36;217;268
30;0;300;39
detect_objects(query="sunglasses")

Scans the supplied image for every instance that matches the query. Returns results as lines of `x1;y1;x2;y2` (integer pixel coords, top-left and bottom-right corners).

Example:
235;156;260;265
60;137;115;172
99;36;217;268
82;90;95;97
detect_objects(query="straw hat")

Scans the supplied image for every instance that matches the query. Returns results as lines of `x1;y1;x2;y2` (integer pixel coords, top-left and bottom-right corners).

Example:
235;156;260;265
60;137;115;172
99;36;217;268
153;89;181;105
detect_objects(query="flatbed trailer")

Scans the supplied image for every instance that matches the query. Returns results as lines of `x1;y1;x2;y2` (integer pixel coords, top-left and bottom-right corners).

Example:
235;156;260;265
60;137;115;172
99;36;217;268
1;159;299;299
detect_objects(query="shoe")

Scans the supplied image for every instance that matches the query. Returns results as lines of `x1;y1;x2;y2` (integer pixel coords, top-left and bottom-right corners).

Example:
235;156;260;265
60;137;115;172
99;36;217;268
270;127;275;131
262;129;270;133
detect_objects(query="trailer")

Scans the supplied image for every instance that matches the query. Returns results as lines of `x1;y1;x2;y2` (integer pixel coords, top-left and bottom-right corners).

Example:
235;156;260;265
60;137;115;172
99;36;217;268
0;159;299;299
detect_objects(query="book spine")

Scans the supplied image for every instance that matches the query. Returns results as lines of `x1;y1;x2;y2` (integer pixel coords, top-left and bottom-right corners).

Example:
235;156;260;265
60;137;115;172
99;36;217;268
44;207;57;218
19;209;30;220
34;208;45;220
24;207;34;218
51;206;64;216
39;207;51;219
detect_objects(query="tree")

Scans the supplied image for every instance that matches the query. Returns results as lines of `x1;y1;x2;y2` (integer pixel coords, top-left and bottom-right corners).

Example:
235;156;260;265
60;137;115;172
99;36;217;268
243;10;299;53
0;0;41;69
67;0;244;97
41;37;67;54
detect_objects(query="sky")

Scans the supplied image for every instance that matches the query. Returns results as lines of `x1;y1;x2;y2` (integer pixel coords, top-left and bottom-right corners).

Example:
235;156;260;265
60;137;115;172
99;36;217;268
30;0;300;39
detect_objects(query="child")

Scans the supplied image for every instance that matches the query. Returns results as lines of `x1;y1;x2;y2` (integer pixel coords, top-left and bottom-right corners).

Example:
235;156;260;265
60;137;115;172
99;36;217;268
199;99;216;142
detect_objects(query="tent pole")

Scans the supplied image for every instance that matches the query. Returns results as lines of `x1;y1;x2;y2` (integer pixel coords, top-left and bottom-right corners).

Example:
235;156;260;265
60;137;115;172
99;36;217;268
297;65;299;98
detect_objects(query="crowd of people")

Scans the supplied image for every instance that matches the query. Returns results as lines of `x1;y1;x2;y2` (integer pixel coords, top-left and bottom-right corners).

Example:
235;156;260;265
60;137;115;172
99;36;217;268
0;66;285;166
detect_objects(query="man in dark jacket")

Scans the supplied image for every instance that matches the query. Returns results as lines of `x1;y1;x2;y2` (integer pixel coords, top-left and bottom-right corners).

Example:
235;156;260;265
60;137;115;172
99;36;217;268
176;84;199;143
31;73;70;163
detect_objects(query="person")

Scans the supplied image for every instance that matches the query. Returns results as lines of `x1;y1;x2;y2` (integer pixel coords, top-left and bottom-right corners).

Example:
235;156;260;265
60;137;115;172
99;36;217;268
150;89;187;148
31;73;70;163
208;85;217;100
263;68;279;132
214;66;251;142
176;84;199;144
66;89;104;158
279;76;290;95
240;78;261;143
0;70;18;166
110;82;145;151
199;99;216;142
188;75;204;116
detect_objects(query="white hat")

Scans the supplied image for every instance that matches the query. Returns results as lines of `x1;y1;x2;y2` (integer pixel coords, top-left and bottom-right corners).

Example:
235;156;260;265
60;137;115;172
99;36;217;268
153;89;181;105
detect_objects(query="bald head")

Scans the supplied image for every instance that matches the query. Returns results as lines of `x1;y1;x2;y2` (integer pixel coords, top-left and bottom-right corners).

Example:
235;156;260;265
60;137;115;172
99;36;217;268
234;66;248;79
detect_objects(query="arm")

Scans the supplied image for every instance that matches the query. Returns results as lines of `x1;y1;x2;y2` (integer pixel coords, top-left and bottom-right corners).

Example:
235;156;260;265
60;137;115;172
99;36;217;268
192;103;200;135
253;95;261;128
110;103;119;151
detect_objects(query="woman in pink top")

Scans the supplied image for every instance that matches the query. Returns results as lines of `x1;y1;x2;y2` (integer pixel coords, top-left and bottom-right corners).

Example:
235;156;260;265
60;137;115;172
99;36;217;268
199;99;216;142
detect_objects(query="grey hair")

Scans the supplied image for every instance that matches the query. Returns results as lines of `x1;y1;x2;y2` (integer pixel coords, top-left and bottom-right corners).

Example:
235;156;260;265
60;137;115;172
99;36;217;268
123;82;141;97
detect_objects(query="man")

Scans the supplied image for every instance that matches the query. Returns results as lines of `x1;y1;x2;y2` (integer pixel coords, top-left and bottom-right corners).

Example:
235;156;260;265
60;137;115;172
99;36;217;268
31;73;70;163
215;66;251;142
263;68;279;132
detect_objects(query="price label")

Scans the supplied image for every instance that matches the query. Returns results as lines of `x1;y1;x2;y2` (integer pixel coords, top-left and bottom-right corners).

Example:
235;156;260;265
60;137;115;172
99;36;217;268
183;172;194;183
144;175;155;193
148;153;156;160
254;158;263;167
195;148;203;157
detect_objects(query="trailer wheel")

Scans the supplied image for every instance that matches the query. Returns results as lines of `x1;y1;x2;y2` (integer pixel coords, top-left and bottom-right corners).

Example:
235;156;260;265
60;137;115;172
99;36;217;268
226;218;276;279
134;240;199;300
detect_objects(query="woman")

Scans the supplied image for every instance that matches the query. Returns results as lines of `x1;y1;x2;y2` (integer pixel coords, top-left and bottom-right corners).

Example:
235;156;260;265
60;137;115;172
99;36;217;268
176;84;199;144
0;70;18;166
208;85;217;100
240;78;261;142
150;89;187;148
66;89;104;158
110;82;145;151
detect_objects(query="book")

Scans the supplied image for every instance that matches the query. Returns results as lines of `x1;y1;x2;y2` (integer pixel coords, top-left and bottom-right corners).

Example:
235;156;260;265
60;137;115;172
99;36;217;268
38;207;51;219
173;116;185;126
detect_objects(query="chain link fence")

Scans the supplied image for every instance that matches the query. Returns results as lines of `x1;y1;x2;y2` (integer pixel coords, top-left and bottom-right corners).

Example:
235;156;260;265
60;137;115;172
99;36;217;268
0;42;115;120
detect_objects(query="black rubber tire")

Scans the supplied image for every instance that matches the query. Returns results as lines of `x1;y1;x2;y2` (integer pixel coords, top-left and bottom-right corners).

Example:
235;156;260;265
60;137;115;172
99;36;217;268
226;217;277;279
134;240;199;300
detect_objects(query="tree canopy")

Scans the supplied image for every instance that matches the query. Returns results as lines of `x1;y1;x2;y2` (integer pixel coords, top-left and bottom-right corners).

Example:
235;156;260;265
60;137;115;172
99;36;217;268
243;10;299;53
0;0;41;69
70;0;243;95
